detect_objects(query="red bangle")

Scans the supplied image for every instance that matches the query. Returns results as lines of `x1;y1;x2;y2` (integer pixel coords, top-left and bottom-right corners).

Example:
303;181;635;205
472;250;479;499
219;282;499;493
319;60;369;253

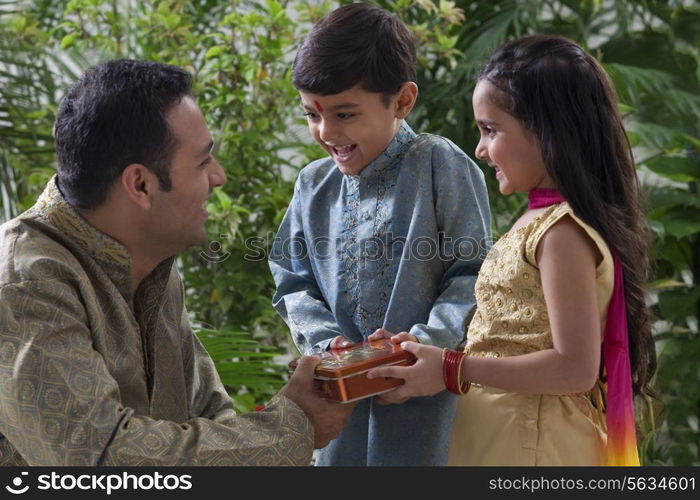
442;348;470;395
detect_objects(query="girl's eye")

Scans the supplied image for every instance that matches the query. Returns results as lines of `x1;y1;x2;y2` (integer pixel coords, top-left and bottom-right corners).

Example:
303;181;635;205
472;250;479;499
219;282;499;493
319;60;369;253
482;126;495;137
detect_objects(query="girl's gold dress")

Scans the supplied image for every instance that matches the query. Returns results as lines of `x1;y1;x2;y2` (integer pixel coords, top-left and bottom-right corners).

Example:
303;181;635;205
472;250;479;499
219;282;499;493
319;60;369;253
448;203;612;465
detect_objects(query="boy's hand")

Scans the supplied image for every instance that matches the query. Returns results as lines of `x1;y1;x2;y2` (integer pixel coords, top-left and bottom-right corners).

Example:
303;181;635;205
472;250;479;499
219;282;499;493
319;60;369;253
329;335;352;349
369;328;418;344
279;355;357;448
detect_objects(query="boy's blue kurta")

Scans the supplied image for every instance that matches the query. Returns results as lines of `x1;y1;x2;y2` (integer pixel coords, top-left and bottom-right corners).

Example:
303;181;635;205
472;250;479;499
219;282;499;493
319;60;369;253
269;122;491;465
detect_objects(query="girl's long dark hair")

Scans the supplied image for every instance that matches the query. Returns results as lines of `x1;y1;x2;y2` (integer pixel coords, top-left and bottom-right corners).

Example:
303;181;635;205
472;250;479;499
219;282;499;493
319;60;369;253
479;35;656;399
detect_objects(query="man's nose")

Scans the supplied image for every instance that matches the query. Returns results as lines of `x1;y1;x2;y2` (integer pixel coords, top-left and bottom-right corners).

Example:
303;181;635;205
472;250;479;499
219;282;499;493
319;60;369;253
209;157;226;187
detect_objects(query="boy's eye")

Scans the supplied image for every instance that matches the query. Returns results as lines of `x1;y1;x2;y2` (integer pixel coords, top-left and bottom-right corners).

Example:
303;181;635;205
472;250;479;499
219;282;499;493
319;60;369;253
337;112;354;119
303;112;319;120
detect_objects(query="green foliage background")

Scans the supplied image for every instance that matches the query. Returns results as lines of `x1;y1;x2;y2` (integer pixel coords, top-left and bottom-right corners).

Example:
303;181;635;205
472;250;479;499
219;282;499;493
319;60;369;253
1;0;698;464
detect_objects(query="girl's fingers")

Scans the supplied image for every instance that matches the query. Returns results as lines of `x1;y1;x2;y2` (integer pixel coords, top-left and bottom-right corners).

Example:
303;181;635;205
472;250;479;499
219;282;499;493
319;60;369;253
367;365;406;380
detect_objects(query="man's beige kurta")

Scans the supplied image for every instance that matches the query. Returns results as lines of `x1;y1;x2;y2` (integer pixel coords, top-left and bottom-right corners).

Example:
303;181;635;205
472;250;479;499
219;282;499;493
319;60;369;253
0;178;313;466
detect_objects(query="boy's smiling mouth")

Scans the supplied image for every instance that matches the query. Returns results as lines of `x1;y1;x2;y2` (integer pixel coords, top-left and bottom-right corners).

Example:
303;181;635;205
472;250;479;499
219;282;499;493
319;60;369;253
331;144;357;163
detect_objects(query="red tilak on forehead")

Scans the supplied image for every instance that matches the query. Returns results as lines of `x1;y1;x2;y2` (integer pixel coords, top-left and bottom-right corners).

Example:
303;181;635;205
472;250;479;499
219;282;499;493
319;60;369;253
314;100;324;113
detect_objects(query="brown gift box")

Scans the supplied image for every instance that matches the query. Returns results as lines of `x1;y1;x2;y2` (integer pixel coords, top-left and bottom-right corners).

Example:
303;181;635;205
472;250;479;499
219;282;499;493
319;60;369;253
291;339;417;403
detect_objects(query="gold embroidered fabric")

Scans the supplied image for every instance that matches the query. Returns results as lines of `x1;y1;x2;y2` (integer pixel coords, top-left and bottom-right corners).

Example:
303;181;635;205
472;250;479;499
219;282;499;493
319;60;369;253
0;178;313;466
448;202;613;465
465;202;613;359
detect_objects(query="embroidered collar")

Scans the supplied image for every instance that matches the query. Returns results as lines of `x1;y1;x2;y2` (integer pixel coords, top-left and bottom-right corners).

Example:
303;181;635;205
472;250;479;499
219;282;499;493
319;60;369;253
354;121;417;179
34;177;131;269
31;176;174;298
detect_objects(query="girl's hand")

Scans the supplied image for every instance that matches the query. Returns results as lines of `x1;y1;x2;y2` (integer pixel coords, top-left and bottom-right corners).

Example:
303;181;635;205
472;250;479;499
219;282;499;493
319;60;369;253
366;342;444;404
329;335;352;350
368;328;418;344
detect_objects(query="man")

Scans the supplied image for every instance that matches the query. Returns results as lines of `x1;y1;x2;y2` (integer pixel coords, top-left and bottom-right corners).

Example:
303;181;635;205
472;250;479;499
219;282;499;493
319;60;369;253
0;59;352;466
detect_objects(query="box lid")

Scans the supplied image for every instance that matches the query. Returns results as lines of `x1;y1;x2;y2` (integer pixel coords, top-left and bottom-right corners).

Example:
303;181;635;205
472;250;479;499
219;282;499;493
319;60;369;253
313;339;416;378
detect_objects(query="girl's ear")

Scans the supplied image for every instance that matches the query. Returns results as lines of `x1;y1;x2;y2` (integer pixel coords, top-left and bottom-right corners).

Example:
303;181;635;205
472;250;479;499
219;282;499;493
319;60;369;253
395;81;418;119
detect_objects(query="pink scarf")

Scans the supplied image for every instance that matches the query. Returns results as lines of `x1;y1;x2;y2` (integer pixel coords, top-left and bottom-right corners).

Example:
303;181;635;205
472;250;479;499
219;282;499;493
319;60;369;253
529;188;640;466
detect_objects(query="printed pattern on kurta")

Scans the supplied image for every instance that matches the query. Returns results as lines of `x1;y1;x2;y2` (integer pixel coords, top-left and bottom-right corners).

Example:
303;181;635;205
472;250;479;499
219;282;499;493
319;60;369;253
0;178;313;466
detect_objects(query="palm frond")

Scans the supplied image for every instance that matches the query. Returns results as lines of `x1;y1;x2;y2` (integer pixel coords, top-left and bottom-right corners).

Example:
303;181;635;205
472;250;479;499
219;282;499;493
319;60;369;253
628;121;690;153
196;328;286;395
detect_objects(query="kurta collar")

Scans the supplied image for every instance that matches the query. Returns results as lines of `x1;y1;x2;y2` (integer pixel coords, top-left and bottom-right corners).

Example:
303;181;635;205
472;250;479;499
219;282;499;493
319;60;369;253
353;121;416;180
32;176;173;298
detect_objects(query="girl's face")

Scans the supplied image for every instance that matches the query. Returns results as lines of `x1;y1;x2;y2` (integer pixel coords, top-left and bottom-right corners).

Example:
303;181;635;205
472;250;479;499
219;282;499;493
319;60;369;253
472;80;554;195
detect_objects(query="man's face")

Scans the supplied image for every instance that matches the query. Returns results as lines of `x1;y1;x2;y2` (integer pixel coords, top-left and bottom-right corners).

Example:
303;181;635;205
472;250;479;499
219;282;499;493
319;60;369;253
299;84;403;176
147;96;226;254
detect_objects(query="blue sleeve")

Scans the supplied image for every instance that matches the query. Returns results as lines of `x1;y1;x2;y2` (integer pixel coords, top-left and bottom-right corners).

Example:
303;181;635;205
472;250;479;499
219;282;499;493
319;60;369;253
409;151;491;348
268;179;344;354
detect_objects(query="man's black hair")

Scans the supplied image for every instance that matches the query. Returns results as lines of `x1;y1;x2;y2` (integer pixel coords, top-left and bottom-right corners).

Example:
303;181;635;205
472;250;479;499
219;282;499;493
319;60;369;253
54;59;192;209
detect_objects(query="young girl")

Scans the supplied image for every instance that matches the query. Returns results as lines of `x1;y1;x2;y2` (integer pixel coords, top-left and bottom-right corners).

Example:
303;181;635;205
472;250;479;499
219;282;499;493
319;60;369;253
367;35;656;466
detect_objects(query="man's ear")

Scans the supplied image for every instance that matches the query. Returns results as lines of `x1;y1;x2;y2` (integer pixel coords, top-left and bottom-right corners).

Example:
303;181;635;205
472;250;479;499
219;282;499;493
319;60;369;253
120;164;155;210
395;81;418;119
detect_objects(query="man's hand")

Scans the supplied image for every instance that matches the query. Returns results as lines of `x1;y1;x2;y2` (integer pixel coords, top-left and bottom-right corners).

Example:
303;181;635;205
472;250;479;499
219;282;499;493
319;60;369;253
279;356;356;449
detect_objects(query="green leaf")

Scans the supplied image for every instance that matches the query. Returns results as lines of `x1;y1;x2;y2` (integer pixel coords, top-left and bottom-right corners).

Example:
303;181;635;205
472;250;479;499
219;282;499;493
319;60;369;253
646;186;700;213
644;156;700;183
162;14;181;31
658;286;700;322
266;0;284;18
205;46;225;60
219;293;233;314
629;122;687;152
648;219;665;239
649;279;689;290
213;188;232;211
661;214;700;239
60;33;76;50
232;393;256;413
9;15;27;33
618;102;636;114
682;134;700;149
157;1;171;15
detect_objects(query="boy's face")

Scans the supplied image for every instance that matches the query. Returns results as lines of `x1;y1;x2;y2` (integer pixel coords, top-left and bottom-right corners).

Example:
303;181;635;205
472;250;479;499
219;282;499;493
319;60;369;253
299;84;404;176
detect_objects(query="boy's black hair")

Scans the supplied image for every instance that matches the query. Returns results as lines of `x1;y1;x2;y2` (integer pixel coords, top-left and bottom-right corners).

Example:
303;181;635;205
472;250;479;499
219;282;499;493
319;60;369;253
54;59;192;209
292;2;416;104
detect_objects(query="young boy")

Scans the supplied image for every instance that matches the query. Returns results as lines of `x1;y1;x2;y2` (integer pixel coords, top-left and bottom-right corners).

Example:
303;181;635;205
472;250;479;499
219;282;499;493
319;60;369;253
269;2;491;466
